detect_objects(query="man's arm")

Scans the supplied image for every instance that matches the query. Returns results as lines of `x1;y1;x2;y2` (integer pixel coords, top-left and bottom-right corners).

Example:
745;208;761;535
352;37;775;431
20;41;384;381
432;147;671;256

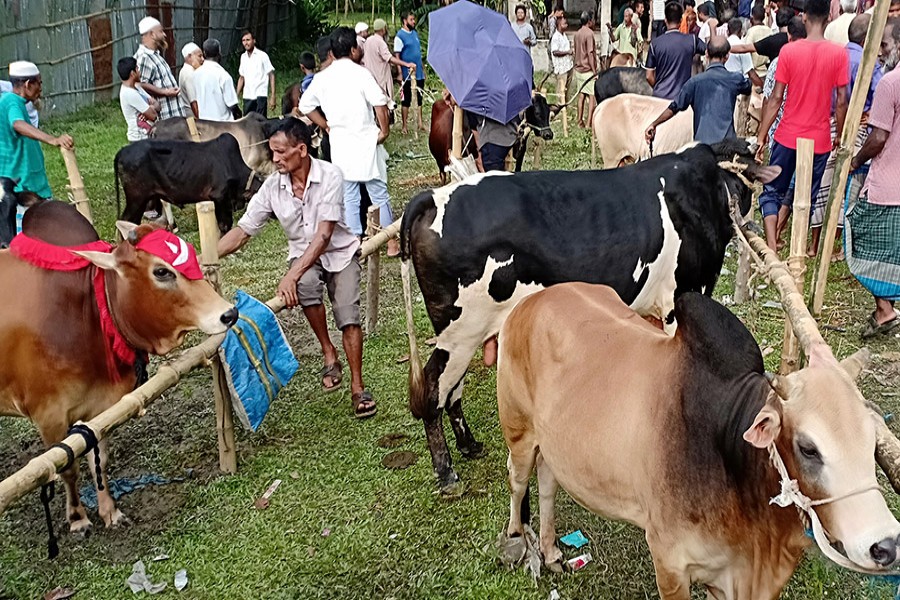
217;226;251;258
277;220;336;308
747;69;763;88
833;84;848;150
12;120;73;149
646;108;675;142
375;105;390;143
758;80;785;148
268;71;276;110
140;82;179;98
305;107;329;133
190;100;199;119
236;75;245;99
728;43;756;54
646;68;656;87
850;126;888;170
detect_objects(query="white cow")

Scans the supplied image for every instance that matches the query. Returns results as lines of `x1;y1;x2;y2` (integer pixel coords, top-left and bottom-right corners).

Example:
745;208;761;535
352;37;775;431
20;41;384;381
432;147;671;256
593;93;694;167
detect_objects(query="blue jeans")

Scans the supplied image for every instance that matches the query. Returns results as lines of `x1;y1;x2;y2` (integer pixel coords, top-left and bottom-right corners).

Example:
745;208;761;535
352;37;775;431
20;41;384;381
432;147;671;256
480;143;512;172
343;179;393;236
758;140;829;218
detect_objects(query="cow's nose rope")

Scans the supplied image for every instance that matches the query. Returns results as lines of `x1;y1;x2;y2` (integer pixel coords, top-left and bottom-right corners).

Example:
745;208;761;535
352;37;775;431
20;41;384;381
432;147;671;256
767;443;893;575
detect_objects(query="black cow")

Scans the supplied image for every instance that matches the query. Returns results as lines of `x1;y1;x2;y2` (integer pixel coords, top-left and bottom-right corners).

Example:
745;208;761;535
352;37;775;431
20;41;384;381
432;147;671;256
594;67;653;104
114;135;264;235
399;139;780;492
510;93;558;172
0;177;45;248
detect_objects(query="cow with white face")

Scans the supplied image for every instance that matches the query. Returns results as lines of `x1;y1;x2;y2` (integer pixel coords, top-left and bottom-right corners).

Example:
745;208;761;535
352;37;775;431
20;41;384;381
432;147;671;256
401;139;780;493
499;284;900;598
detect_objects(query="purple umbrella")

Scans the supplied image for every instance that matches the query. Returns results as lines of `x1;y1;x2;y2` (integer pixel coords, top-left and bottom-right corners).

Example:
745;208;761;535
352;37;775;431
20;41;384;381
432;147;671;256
427;1;533;124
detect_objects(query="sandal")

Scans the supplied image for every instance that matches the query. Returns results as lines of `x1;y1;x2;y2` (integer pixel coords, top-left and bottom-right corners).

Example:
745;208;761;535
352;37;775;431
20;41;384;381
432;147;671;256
352;390;377;419
861;311;900;339
320;362;343;393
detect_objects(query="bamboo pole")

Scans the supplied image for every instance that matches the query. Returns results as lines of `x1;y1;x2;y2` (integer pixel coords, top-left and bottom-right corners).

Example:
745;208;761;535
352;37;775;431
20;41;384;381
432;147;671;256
0;215;403;514
196;202;237;474
809;0;889;317
740;224;900;491
186;116;201;142
557;75;568;138
451;106;463;159
365;206;381;335
780;138;814;375
59;148;92;224
533;136;543;170
411;77;420;140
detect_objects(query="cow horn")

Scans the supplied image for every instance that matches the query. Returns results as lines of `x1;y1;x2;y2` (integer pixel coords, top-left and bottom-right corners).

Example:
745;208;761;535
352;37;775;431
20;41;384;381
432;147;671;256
765;372;793;401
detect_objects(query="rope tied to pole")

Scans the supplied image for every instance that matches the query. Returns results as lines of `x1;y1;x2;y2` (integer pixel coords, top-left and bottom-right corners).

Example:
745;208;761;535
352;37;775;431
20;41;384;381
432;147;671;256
40;482;58;559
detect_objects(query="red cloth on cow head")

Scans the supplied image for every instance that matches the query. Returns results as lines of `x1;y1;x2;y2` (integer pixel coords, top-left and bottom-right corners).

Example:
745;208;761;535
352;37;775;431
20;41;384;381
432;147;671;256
134;229;204;280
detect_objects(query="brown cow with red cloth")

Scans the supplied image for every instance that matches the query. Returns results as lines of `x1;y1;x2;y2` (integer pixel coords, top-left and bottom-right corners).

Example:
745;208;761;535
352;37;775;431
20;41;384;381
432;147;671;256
0;202;237;537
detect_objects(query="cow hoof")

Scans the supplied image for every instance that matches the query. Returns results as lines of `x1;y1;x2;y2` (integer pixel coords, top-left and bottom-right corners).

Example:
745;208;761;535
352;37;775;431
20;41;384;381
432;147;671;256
546;559;565;574
69;519;93;540
457;440;485;459
105;509;130;528
438;473;466;498
499;533;528;567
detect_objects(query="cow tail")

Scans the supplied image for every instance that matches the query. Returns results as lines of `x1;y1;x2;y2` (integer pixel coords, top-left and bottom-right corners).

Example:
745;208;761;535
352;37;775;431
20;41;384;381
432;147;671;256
401;257;427;420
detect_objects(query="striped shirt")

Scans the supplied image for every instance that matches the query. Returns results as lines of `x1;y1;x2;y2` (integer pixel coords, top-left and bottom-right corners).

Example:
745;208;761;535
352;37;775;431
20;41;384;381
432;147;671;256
134;44;184;121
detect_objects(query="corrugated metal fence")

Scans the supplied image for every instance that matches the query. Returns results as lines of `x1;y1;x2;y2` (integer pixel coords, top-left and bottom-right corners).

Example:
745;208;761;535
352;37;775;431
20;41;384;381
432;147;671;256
0;0;299;116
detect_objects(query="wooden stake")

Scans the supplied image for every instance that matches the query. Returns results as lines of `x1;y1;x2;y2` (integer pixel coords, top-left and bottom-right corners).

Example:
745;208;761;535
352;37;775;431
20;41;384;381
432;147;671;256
60;147;92;224
809;0;889;317
186;116;201;143
451;106;463;159
365;206;381;335
533;136;543;170
196;202;237;474
780;138;814;375
411;77;420;140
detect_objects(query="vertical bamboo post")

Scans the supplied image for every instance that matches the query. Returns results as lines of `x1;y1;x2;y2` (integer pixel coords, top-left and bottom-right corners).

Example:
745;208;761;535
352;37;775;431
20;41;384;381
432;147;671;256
195;202;237;474
533;136;543;170
186;116;201;142
557;75;568;138
780;138;814;374
411;77;420;140
451;106;463;159
60;148;92;224
809;0;888;317
365;206;381;335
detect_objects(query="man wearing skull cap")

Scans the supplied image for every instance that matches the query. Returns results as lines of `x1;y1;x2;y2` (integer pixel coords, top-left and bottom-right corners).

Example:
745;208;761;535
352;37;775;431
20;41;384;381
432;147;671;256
134;16;184;120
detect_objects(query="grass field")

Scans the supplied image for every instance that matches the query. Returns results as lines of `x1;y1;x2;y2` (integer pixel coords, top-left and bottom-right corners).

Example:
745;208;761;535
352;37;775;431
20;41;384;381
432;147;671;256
2;24;900;600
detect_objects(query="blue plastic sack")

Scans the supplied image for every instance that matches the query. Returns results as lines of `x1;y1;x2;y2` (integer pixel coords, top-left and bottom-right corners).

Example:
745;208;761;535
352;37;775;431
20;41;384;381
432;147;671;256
219;290;299;431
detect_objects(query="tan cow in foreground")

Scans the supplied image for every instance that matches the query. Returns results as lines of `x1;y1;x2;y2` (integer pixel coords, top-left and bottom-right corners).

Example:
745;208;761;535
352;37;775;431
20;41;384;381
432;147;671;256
593;93;693;166
0;202;237;536
498;283;900;599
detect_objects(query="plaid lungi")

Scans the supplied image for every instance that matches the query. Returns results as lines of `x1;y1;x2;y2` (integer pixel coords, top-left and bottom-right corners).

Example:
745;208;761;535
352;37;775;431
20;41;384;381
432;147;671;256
810;116;869;228
845;192;900;301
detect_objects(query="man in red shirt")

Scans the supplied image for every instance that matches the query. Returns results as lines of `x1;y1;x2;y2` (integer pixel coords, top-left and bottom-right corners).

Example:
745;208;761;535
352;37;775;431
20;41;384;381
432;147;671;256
757;0;849;250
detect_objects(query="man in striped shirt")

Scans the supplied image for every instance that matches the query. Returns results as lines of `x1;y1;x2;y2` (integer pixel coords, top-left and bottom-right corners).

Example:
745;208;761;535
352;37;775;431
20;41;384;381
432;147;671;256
134;16;184;121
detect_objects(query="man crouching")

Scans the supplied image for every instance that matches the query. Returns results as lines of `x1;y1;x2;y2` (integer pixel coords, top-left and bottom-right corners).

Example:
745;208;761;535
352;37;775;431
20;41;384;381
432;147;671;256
218;118;376;418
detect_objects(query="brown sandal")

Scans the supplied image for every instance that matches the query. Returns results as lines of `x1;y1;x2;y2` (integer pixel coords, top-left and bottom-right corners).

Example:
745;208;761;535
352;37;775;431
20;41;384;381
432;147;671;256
320;362;343;393
352;390;377;419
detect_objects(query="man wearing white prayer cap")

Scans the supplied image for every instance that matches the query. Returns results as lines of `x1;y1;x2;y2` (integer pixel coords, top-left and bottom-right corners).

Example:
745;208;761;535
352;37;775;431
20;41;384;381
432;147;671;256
178;41;203;118
355;22;369;61
134;16;184;120
0;61;73;201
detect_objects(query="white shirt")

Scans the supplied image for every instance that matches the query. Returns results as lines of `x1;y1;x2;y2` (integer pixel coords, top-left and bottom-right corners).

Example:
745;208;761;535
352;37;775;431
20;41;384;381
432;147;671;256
119;84;152;142
825;13;855;46
298;58;389;182
193;60;239;121
178;63;197;114
724;34;754;74
238;48;274;99
550;31;573;75
652;0;665;19
699;21;712;43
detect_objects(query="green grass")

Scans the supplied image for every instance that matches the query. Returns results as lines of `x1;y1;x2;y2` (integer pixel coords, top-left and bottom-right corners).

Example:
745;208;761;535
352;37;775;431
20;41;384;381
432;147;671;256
2;27;900;600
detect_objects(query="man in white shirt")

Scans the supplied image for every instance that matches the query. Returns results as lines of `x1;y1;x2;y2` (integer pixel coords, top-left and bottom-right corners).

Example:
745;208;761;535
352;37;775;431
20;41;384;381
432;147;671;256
117;57;160;142
825;0;858;45
178;42;203;119
355;22;369;60
725;19;763;86
237;31;275;117
193;38;241;121
551;15;574;104
299;27;399;257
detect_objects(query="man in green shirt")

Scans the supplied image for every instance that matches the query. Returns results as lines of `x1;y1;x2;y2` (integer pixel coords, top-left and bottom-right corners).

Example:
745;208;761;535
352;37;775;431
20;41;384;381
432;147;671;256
0;61;73;199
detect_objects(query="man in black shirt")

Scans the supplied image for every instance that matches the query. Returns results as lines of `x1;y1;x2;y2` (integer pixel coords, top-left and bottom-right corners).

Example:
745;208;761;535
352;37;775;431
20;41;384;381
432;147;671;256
729;8;793;60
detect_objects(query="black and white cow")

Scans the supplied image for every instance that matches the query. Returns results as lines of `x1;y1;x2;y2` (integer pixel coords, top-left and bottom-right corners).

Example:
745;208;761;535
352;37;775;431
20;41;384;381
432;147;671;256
114;135;265;235
400;139;780;492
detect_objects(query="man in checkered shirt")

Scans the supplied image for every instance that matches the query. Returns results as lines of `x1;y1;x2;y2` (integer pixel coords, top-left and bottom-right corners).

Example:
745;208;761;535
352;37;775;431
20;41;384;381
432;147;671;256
134;17;184;121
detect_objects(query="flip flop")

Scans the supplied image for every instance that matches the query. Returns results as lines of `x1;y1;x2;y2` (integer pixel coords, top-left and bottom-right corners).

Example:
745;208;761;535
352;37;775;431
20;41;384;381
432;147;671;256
319;362;343;393
352;390;377;419
861;311;900;339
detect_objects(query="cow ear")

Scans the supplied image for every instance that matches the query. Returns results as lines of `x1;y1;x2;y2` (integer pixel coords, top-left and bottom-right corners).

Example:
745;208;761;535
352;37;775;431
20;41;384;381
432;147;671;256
71;250;121;274
747;164;781;184
840;348;871;381
743;394;784;449
115;221;140;244
548;104;563;117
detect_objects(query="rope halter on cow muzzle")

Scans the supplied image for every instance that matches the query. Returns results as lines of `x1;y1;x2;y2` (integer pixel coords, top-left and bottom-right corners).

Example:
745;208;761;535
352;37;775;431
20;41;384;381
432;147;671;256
717;155;762;195
766;441;892;575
